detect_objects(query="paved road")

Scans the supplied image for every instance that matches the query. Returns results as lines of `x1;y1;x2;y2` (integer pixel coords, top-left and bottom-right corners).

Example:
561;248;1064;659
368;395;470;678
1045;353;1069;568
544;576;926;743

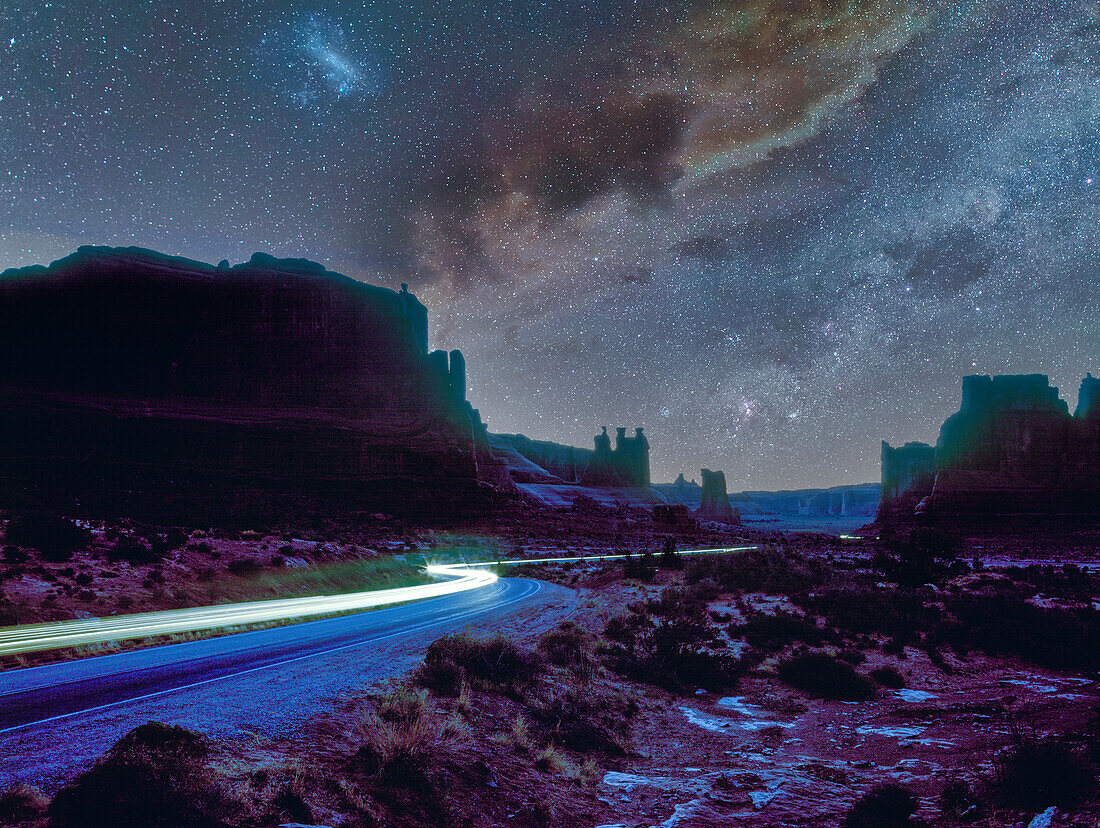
0;576;576;791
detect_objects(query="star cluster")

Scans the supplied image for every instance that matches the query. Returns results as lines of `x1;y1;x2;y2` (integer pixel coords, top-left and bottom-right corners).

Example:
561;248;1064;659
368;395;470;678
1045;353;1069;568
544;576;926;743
1;0;1097;488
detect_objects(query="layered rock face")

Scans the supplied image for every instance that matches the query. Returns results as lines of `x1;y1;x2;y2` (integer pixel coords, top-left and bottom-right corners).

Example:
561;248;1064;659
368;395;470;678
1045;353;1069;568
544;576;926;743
881;373;1100;526
695;469;740;524
0;246;505;522
488;433;593;484
874;441;935;524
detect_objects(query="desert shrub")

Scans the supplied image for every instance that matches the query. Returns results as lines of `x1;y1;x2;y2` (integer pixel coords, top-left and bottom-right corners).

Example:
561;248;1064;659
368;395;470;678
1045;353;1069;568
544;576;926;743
883;636;906;656
686;547;829;594
937;596;1100;674
1012;563;1100;602
226;557;262;575
732;612;829;651
5;514;89;562
538;622;595;677
48;722;238;828
414;634;543;694
269;785;312;825
188;542;214;555
377;686;429;724
350;694;446;823
111;722;209;758
0;784;48;824
991;733;1095;810
531;685;635;756
938;780;982;821
876;528;963;587
106;535;163;565
869;666;905;688
162;528;188;550
533;744;581;780
845;784;917;827
837;649;866;665
603;593;745;691
623;551;656;582
74;572;93;586
658;536;683;570
777;653;876;701
796;586;933;641
412;656;465;696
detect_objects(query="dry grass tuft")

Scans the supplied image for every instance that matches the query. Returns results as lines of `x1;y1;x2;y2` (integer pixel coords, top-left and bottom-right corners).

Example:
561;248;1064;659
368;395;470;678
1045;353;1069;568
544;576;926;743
533;744;581;782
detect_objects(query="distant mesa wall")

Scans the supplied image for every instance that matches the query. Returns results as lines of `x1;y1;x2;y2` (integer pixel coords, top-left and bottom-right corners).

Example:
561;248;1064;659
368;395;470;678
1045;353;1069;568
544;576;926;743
653;478;879;518
488;433;593;485
0;246;507;522
696;469;740;524
879;373;1100;527
743;485;880;518
492;426;651;490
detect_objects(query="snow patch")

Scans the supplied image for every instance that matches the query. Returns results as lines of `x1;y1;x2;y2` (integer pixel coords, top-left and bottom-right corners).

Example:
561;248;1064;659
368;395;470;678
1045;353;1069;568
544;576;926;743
680;705;791;734
893;689;937;702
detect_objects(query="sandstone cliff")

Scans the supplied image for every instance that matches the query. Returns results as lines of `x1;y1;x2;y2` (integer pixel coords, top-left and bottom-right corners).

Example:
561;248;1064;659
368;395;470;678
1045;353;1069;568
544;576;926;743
879;373;1100;527
0;246;506;523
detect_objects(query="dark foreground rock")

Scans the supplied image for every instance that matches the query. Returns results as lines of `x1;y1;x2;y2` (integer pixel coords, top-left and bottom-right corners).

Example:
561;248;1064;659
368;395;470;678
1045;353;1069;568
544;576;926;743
0;246;508;524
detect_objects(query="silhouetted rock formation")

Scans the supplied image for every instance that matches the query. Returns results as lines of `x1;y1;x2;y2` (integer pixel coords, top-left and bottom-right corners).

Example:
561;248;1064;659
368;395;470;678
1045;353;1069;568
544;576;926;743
656;480;879;519
695;469;739;524
580;426;650;488
0;246;507;523
874;441;935;524
880;373;1100;527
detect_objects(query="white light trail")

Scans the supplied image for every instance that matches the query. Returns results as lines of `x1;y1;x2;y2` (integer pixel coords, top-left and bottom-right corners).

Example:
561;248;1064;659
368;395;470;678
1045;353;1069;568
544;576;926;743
0;546;757;656
0;564;495;657
464;545;758;567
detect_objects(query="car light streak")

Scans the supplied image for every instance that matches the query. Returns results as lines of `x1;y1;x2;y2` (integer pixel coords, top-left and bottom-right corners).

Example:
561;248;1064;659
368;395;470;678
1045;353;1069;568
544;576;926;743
463;545;759;567
0;546;757;656
0;564;496;656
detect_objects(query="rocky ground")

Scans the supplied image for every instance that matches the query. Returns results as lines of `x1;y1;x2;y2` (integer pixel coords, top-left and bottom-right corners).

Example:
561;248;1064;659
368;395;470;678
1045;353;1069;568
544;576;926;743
1;507;1098;827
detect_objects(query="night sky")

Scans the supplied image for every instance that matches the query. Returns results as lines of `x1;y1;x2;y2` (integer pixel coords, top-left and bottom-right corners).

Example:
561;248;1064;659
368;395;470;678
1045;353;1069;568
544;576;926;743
1;1;1098;489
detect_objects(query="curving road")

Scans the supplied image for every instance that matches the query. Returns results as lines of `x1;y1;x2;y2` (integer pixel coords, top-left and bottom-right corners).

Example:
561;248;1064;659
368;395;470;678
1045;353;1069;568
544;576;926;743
0;576;576;791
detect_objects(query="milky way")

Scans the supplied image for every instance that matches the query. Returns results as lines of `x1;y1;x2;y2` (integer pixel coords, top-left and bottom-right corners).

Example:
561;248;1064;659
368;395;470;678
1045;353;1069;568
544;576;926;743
1;1;1097;489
